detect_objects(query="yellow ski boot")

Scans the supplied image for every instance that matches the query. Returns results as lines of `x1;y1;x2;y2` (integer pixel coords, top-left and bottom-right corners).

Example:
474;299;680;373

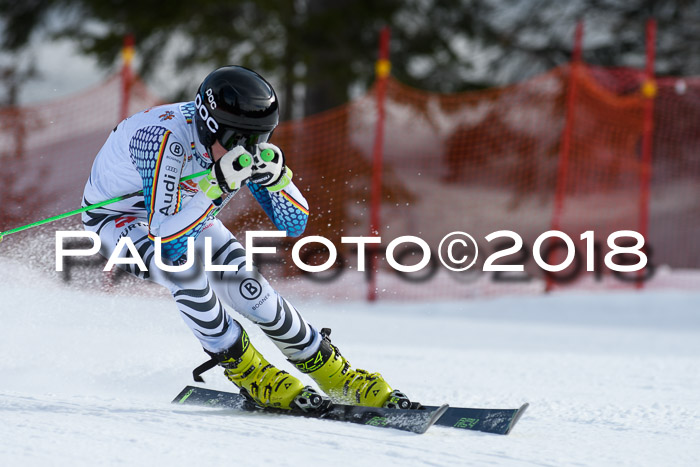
212;329;312;410
292;329;412;409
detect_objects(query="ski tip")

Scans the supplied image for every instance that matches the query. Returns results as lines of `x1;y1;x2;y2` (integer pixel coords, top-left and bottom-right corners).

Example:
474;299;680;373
504;402;529;435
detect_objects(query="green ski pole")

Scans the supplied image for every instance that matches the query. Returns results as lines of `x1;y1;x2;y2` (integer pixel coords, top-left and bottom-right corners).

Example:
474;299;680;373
0;169;210;243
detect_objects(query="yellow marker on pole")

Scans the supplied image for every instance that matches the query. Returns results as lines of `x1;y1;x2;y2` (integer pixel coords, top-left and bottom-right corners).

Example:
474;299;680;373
641;79;657;98
122;44;135;65
375;58;391;78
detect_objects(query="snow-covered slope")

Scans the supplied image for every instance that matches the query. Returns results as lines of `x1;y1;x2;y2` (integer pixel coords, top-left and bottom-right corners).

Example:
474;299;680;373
1;257;699;466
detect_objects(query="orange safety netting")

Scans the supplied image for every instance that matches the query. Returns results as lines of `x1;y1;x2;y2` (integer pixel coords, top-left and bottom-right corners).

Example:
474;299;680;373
1;64;699;300
0;75;160;227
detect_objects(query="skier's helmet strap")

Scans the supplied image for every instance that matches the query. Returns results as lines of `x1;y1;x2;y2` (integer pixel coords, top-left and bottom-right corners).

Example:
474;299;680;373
194;65;279;151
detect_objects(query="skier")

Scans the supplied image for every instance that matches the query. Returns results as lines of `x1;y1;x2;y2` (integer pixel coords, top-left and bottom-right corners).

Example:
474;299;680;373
82;65;409;411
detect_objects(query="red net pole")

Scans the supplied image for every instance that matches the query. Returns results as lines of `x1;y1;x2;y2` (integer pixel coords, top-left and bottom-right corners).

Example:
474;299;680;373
120;34;135;123
638;18;656;289
367;26;391;302
547;20;583;292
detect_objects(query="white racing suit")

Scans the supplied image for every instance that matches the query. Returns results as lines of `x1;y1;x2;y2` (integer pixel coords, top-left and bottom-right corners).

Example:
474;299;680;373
82;102;321;360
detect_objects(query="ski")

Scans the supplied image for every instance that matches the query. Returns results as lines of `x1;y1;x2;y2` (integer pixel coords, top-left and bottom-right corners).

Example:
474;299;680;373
423;403;529;435
172;386;448;434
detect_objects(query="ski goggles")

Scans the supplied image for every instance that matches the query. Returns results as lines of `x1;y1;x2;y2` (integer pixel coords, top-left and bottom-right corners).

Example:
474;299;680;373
218;129;272;152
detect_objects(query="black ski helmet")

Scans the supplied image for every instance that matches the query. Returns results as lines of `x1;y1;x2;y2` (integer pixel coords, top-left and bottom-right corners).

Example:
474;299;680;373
194;65;279;151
